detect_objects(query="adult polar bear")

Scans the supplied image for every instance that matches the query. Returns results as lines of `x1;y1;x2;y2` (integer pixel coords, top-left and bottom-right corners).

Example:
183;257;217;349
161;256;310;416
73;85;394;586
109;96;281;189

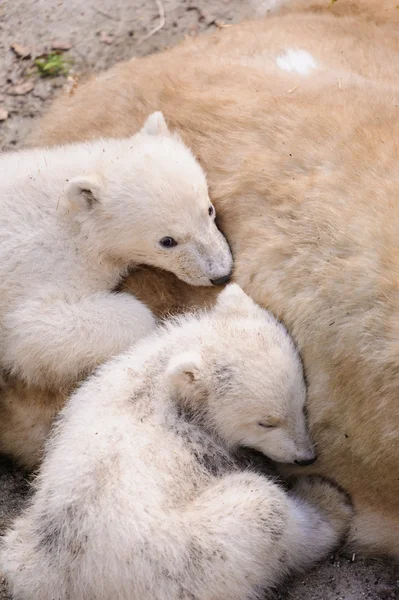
6;0;399;557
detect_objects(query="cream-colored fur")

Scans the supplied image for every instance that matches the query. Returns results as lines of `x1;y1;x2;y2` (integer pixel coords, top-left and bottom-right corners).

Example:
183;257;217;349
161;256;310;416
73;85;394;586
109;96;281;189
0;111;232;391
0;285;352;600
1;0;398;556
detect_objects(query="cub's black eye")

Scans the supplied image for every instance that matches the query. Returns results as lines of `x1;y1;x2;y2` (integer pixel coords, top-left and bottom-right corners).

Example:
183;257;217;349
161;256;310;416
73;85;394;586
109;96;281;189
208;205;214;217
258;423;277;429
160;237;177;248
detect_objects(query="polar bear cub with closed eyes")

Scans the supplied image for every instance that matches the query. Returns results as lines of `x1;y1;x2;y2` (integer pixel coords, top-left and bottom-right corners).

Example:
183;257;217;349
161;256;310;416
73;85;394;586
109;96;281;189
0;111;232;390
1;285;352;600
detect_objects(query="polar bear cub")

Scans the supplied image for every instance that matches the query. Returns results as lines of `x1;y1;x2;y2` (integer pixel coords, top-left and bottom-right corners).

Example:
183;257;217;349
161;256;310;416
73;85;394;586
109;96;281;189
1;285;352;600
0;112;232;389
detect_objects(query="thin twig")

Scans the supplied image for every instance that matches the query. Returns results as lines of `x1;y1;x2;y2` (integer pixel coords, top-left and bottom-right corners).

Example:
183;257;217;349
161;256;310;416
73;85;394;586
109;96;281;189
138;0;165;44
215;20;232;29
92;5;119;21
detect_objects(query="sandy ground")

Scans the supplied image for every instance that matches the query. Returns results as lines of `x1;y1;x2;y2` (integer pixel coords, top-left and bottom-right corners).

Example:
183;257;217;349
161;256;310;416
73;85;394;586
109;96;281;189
0;1;397;599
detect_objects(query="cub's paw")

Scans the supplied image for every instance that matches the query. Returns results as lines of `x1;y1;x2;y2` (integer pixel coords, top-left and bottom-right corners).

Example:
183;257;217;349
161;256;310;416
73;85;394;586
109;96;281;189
289;475;353;542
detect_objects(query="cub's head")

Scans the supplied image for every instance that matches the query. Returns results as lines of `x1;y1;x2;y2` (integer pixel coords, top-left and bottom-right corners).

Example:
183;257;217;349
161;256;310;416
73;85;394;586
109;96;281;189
167;284;316;465
66;112;232;286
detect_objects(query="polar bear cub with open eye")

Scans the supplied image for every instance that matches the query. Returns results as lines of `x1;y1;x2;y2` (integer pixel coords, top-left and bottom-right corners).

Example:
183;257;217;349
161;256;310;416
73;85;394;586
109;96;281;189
0;111;232;389
1;285;352;600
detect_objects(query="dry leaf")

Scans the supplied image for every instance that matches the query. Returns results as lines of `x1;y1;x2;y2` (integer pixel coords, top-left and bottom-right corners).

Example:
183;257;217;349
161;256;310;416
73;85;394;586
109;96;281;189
0;107;9;121
51;40;72;51
11;42;31;58
9;81;35;95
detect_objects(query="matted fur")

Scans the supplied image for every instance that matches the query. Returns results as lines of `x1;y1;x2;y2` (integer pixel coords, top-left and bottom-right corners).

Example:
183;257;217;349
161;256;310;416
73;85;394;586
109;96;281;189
0;285;352;600
1;0;399;556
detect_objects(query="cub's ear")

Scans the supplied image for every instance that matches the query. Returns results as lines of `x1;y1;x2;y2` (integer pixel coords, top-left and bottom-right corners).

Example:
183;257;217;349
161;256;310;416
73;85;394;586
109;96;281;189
65;174;103;210
166;351;203;389
140;111;170;137
215;283;258;315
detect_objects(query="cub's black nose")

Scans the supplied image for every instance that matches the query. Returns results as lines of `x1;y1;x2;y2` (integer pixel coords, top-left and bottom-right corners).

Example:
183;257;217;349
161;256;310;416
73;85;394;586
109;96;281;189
210;273;232;286
295;456;317;467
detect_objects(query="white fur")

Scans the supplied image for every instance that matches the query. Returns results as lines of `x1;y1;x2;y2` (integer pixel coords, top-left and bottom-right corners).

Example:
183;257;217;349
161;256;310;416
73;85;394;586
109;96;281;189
0;285;352;600
0;112;232;388
276;49;317;75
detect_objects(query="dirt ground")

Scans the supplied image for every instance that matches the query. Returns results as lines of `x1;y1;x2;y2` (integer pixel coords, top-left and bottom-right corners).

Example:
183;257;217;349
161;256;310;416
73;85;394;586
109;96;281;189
0;0;270;150
0;1;397;599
